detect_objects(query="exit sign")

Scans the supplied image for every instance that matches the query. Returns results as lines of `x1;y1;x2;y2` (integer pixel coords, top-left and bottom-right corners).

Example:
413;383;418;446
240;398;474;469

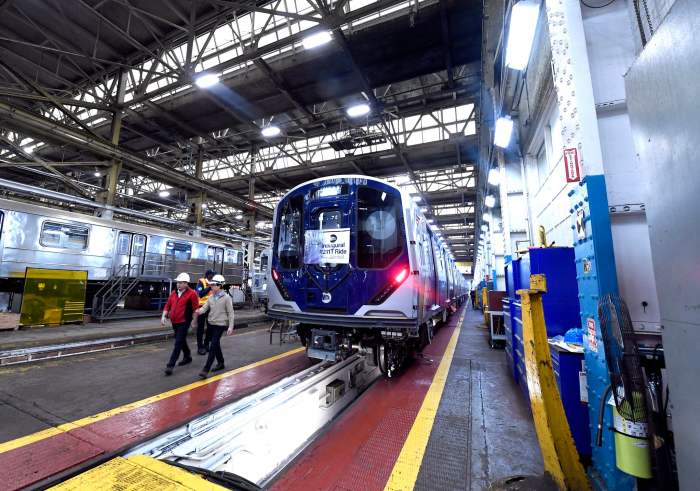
564;148;581;182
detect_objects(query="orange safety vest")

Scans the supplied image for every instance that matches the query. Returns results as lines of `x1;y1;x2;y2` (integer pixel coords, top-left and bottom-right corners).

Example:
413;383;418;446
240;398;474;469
198;278;212;306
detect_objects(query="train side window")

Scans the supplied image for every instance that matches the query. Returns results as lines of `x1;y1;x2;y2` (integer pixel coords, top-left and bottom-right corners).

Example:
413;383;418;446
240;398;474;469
276;197;302;269
167;241;192;261
40;222;89;250
357;186;404;268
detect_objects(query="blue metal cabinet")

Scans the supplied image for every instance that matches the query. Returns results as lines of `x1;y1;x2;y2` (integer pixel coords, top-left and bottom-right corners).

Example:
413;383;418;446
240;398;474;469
550;344;592;460
508;248;582;404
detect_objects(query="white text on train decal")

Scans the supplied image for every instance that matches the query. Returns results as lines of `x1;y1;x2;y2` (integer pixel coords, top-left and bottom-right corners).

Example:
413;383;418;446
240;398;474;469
304;228;351;264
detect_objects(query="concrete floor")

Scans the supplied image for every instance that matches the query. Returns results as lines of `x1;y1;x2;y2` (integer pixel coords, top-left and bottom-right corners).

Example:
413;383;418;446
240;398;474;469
0;325;300;444
458;309;544;488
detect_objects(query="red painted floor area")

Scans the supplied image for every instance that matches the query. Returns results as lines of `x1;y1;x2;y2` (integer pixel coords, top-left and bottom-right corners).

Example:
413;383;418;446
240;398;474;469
270;309;463;491
0;351;310;490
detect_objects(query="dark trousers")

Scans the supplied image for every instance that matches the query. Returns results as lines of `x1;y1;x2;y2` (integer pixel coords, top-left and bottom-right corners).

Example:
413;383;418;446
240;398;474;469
203;324;227;372
196;312;210;350
167;322;191;367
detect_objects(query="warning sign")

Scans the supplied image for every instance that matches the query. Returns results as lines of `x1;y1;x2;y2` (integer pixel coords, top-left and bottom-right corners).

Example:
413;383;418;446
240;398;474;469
564;147;581;182
587;318;598;352
304;228;350;264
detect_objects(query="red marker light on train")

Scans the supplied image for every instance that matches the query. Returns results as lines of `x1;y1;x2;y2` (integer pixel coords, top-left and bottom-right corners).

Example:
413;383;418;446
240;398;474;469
394;267;408;284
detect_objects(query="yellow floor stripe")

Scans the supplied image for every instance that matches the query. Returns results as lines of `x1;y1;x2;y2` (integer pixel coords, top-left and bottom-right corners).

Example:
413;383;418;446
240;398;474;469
0;346;304;455
384;311;464;491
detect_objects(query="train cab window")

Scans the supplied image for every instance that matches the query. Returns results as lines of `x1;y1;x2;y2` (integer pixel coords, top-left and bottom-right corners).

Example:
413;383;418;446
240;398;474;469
357;187;404;268
276;197;303;269
166;241;192;261
40;222;89;250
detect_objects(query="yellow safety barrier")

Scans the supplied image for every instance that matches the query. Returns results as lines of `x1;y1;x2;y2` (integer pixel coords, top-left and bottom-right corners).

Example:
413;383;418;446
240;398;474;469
517;274;590;491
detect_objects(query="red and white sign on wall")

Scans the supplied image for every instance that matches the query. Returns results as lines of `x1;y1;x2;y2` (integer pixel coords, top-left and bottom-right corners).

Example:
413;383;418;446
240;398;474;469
563;147;581;182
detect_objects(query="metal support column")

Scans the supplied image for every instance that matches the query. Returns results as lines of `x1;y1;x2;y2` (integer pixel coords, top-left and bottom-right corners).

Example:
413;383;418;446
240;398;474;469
99;71;127;219
244;177;256;292
544;1;633;488
190;147;205;237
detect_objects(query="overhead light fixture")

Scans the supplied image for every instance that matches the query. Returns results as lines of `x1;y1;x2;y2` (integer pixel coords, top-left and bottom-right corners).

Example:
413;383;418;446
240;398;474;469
194;72;220;88
412;196;422;203
494;116;514;148
481;224;489;232
25;146;34;154
427;219;434;224
482;212;492;222
420;207;428;213
485;195;496;208
505;0;540;71
235;214;243;219
488;168;501;186
346;103;371;118
302;30;332;50
158;190;170;198
201;203;207;209
94;171;101;177
261;125;281;138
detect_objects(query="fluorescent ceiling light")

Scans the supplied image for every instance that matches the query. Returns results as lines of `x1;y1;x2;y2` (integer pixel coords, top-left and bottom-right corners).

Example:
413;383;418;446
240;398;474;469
412;196;422;203
481;224;489;232
235;214;243;219
494;116;514;148
485;195;496;208
488;168;501;186
158;190;170;198
346;103;371;118
505;0;540;71
482;212;492;222
261;125;281;138
195;72;220;88
25;146;34;154
302;30;332;49
201;203;207;209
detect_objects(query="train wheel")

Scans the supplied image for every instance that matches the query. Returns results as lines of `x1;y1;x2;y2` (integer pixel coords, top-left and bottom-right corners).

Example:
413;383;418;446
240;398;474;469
375;342;407;378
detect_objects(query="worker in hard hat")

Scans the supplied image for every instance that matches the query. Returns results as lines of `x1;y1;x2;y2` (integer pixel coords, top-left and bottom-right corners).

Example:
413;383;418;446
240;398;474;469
192;274;234;379
162;273;200;376
195;270;215;355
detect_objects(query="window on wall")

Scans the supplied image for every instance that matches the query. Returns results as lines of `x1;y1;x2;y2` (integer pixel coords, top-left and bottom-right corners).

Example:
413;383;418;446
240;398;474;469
40;222;89;250
536;143;548;186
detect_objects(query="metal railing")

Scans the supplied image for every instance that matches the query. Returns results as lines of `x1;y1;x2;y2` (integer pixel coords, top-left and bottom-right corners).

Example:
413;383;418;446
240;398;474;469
92;264;140;321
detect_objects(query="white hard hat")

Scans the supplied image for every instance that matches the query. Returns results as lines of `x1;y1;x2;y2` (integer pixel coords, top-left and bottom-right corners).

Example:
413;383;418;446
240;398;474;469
211;274;225;284
175;272;190;282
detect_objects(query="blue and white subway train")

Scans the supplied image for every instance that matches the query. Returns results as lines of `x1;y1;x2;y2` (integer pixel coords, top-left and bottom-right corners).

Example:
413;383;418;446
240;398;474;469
266;176;468;376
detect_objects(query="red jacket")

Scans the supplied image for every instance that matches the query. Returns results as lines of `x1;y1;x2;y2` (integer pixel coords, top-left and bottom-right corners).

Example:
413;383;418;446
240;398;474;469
164;287;199;325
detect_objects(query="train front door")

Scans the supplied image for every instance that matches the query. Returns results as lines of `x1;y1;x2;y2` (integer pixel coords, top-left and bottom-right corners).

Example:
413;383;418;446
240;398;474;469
116;232;147;277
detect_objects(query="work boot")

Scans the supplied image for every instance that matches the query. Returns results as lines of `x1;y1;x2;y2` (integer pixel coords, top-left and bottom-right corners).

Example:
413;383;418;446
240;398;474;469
212;363;225;372
178;357;192;366
165;366;173;376
198;370;208;379
197;348;207;355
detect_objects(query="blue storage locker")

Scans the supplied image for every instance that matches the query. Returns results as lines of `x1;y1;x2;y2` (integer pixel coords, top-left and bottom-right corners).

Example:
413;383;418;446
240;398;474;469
511;248;581;404
550;344;591;459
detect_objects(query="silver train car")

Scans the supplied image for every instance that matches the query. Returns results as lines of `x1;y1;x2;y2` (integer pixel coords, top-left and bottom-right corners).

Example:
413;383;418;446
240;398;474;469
0;198;244;313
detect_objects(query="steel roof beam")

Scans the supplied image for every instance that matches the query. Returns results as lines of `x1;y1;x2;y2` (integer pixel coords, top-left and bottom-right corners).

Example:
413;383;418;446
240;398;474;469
0;100;273;218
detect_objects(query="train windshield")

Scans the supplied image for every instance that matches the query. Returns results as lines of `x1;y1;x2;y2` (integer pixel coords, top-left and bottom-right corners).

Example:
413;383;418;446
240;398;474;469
276;196;303;269
357;186;403;268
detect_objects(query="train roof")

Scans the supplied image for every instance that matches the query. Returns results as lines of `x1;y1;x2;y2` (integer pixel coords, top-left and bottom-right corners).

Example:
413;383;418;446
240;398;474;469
283;175;402;196
0;197;237;248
